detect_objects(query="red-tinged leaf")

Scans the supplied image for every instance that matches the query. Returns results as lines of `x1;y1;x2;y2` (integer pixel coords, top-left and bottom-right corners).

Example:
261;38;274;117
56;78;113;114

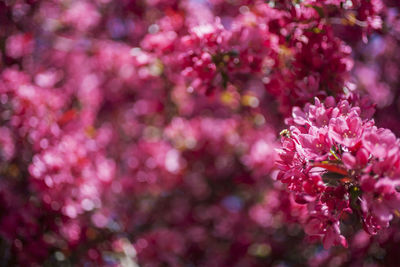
58;109;77;125
311;162;348;176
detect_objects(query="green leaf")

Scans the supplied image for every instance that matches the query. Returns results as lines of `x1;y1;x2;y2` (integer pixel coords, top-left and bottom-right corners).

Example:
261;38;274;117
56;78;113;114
305;4;325;18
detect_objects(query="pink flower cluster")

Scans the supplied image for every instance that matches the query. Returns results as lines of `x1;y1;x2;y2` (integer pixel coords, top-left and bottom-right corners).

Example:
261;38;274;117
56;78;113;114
277;97;400;248
0;0;400;266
